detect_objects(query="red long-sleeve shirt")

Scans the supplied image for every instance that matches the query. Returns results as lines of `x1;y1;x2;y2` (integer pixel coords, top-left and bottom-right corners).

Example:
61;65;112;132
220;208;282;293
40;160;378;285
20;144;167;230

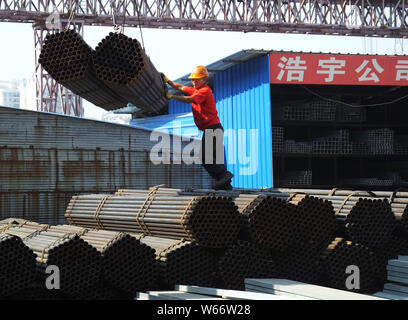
182;84;220;131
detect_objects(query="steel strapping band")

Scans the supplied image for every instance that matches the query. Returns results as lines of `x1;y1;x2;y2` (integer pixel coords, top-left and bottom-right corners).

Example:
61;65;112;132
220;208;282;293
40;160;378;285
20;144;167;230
136;194;152;234
157;238;187;258
66;196;78;225
101;232;122;252
389;188;408;204
334;191;379;215
241;194;263;215
149;184;166;196
39;232;75;263
141;196;155;236
94;195;109;229
287;192;307;202
180;197;198;240
328;188;338;196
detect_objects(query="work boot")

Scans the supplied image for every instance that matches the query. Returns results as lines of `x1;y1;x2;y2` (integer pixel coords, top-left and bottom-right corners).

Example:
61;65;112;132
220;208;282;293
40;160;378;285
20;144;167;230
214;181;233;191
213;171;234;189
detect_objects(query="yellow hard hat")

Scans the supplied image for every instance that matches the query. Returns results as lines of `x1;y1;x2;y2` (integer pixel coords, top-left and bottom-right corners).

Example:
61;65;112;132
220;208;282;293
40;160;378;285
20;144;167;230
188;65;209;79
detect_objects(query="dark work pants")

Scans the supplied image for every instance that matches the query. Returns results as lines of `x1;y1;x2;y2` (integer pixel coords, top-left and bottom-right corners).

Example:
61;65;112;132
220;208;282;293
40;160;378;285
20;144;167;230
201;123;228;180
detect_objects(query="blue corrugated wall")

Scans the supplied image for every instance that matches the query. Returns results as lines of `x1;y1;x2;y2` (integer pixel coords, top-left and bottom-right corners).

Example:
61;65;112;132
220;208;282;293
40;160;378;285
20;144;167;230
169;100;191;114
214;55;272;189
167;55;272;189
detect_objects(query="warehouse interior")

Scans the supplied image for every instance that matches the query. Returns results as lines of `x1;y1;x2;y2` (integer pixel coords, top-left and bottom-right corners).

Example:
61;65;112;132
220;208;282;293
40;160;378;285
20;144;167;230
271;83;408;189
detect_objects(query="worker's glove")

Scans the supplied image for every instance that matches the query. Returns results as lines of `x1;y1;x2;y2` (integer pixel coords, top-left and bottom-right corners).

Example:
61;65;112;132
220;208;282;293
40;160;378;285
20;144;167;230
161;73;169;84
166;92;173;100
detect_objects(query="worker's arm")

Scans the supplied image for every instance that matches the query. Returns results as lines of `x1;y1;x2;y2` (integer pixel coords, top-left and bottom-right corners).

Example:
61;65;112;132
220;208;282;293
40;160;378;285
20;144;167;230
168;94;194;103
167;80;185;93
161;73;185;93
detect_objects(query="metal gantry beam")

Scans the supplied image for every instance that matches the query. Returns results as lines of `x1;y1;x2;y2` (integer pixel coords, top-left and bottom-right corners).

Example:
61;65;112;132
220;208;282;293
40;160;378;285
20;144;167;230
1;0;408;38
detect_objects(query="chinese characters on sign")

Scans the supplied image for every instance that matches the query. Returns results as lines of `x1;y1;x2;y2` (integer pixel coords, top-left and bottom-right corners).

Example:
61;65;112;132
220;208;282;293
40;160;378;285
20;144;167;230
270;53;408;86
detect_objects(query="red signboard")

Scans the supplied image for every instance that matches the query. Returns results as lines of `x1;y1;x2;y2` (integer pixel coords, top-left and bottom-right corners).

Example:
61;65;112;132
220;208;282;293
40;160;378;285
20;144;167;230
269;53;408;86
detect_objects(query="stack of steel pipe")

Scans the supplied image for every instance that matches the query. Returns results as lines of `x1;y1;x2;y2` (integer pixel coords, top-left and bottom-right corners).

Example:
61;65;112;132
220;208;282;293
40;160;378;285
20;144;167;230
137;235;219;289
116;187;337;249
79;228;157;293
76;281;135;300
217;240;279;290
236;195;297;252
276;188;408;219
320;238;382;293
39;30;128;111
19;224;101;297
286;194;337;246
65;193;241;248
274;241;325;285
48;224;157;295
399;205;408;234
93;32;168;115
342;198;396;250
0;232;37;298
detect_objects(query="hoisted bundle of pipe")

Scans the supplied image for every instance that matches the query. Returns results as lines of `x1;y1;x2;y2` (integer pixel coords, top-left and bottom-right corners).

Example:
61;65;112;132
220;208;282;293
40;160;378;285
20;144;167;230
0;232;37;298
217;240;279;290
39;29;128;111
274;240;325;285
137;235;220;289
320;238;382;293
16;225;102;297
93;32;168;115
65;193;241;248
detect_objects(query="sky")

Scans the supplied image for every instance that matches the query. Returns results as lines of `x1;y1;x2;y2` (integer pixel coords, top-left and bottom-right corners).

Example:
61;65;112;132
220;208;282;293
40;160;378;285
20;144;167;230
0;21;406;119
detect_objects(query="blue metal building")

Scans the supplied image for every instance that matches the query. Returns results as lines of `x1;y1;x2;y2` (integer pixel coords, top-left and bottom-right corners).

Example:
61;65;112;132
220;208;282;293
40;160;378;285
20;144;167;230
131;50;273;189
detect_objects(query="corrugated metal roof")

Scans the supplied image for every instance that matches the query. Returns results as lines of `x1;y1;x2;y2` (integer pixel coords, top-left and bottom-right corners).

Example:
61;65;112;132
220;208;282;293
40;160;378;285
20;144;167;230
169;49;407;93
169;50;270;92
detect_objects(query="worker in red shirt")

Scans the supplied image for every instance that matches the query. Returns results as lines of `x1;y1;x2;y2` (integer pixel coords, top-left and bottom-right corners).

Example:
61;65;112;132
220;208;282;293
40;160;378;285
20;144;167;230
162;66;233;190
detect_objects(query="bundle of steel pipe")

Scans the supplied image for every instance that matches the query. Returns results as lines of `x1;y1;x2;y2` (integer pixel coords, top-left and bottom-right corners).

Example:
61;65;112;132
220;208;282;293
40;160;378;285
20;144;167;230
75;280;135;300
218;240;279;290
276;188;408;218
46;224;157;294
93;32;168;115
39;30;128;111
274;241;324;285
16;224;102;297
116;187;337;249
65;193;241;248
237;195;297;252
80;228;157;293
137;235;219;289
0;233;37;298
320;238;382;293
5;283;70;300
400;206;408;234
343;198;396;250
